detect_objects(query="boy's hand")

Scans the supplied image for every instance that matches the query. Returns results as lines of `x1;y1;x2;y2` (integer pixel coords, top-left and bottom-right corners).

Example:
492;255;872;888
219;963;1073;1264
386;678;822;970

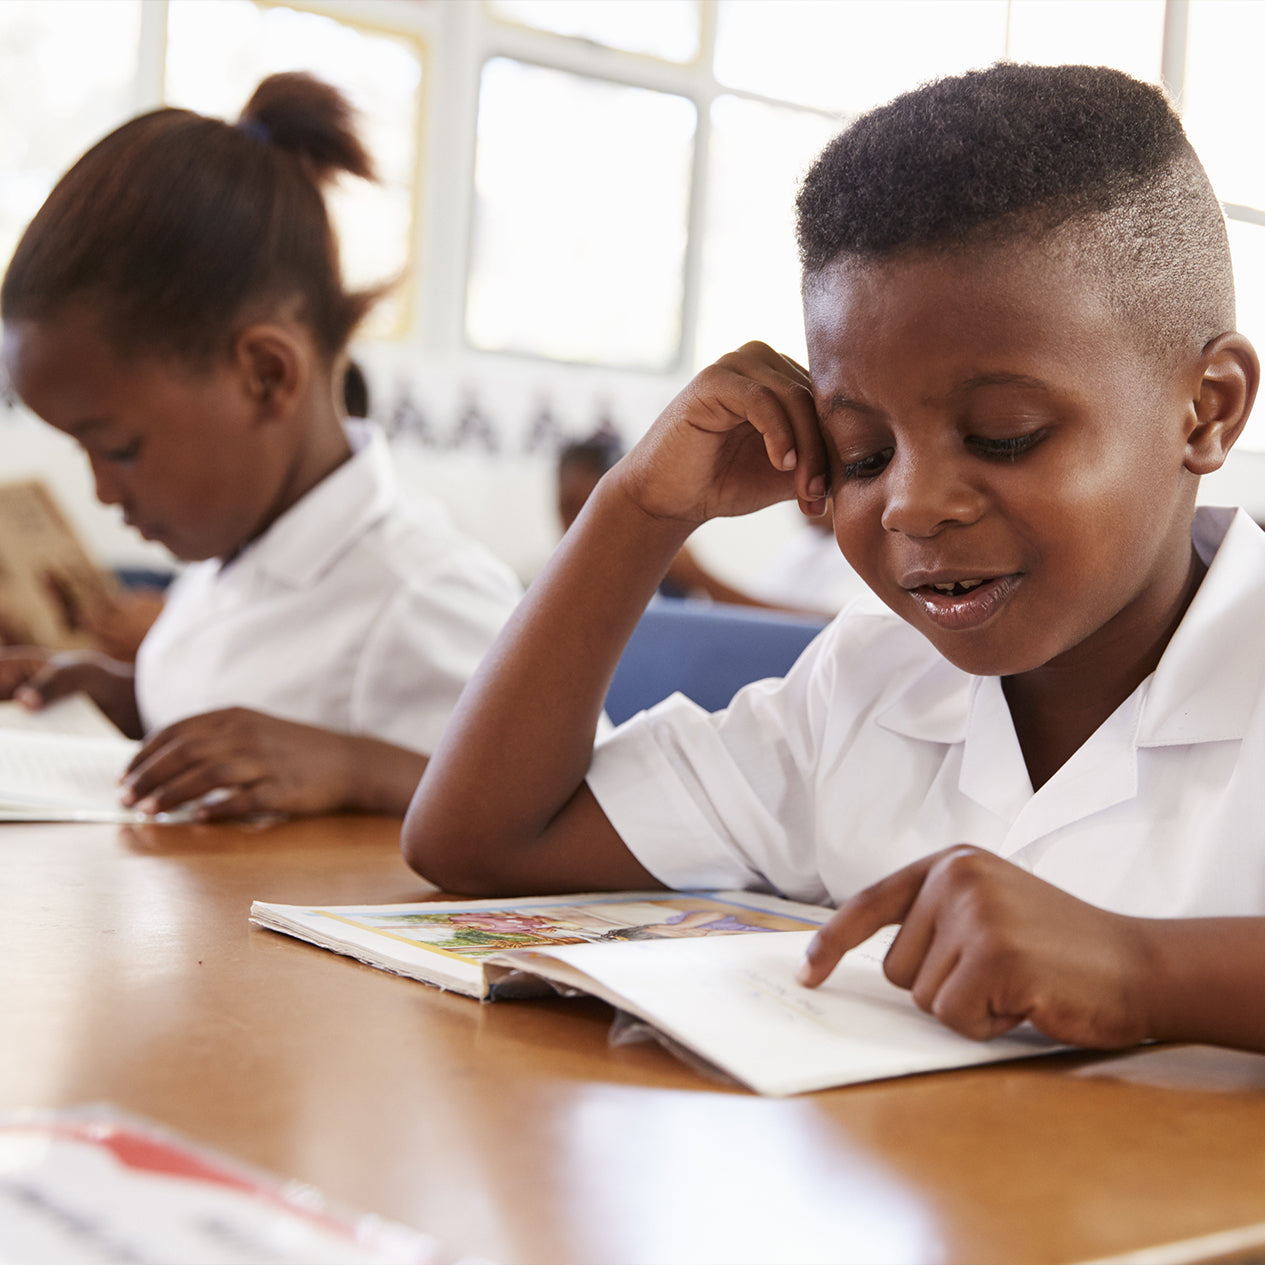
121;708;359;820
621;342;829;526
0;646;140;736
796;846;1156;1049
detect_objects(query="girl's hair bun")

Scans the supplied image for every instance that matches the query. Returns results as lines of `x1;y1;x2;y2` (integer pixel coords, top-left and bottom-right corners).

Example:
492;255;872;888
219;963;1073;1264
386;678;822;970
2;73;384;361
238;72;375;185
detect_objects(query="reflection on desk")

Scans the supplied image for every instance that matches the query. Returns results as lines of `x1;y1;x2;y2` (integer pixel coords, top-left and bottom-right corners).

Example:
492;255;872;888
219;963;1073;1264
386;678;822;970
5;816;1265;1265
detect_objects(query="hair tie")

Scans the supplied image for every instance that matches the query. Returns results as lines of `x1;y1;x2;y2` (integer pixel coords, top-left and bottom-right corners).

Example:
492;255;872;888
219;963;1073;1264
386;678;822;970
236;117;271;145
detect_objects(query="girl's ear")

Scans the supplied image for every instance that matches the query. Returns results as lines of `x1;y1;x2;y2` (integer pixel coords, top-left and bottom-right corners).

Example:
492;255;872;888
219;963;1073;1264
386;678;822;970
1184;331;1261;475
233;324;305;422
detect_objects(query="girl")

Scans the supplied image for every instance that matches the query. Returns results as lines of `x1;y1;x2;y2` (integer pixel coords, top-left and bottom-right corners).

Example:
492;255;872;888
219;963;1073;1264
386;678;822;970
0;73;522;820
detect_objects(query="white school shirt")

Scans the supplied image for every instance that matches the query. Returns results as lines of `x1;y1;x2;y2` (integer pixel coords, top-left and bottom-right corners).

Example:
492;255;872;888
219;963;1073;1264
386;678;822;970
588;506;1265;920
749;523;871;615
135;423;522;754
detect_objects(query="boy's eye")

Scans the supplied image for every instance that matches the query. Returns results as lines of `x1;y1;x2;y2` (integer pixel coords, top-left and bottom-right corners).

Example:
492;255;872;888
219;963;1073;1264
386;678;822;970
967;432;1044;461
102;438;142;464
840;447;894;480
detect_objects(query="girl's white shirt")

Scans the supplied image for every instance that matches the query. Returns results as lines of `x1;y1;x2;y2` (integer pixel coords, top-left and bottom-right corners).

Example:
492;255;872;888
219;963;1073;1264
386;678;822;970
135;423;522;755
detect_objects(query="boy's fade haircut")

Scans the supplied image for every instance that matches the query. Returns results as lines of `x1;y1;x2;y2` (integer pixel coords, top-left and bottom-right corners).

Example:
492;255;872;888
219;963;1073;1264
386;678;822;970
2;72;382;363
795;62;1235;361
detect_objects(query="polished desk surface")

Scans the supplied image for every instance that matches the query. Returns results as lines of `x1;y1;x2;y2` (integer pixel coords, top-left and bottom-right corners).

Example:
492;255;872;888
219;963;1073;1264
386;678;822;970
5;815;1265;1265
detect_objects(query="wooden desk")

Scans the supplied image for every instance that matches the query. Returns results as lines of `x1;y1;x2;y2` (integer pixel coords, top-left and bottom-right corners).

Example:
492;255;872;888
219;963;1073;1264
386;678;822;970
5;816;1265;1265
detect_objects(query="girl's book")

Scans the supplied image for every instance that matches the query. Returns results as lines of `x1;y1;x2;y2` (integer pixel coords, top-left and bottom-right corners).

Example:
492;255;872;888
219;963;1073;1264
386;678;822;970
0;694;145;822
249;891;1064;1096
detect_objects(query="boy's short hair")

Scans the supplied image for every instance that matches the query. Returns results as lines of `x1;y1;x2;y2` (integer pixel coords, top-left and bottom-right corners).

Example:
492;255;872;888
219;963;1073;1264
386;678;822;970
795;63;1234;361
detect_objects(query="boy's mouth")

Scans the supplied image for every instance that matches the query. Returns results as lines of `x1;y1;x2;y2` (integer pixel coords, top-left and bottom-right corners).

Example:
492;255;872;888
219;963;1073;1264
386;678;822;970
904;573;1020;630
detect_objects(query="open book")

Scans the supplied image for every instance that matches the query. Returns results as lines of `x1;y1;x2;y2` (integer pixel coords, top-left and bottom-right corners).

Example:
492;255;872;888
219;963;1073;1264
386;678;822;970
0;479;119;650
0;1105;451;1264
250;891;1064;1096
0;694;144;822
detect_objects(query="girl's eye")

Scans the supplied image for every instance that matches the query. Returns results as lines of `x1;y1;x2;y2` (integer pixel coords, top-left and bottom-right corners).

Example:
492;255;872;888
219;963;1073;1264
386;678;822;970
103;439;142;464
967;432;1044;461
840;447;894;480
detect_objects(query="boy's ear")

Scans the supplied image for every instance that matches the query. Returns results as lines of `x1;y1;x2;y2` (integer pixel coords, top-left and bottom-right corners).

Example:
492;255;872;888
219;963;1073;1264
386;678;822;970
1184;331;1261;475
233;324;304;422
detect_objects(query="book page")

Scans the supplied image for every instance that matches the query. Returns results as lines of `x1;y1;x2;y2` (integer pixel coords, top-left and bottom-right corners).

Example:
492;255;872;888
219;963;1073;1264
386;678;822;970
0;694;125;739
0;728;140;820
486;929;1063;1096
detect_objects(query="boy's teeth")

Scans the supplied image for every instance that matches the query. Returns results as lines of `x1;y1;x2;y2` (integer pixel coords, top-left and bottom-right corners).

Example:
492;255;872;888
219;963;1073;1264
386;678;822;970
932;579;985;594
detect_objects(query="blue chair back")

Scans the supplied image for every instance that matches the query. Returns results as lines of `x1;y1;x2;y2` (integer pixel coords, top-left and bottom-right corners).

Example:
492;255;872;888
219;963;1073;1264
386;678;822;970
604;598;828;725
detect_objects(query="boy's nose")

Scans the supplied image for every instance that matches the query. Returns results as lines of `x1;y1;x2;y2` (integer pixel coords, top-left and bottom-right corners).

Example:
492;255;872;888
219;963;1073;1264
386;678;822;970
879;451;985;538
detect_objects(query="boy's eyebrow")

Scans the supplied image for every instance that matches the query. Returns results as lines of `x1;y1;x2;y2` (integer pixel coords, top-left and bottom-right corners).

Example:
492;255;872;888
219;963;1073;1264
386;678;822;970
819;373;1053;420
818;394;877;420
952;372;1051;395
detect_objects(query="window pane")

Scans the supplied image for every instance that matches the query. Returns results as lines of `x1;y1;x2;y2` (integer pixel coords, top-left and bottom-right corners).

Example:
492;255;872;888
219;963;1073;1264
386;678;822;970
696;96;839;369
165;0;423;335
1005;0;1165;81
1183;0;1265;212
1228;218;1265;449
0;0;141;277
467;58;695;370
715;0;1007;115
487;0;700;62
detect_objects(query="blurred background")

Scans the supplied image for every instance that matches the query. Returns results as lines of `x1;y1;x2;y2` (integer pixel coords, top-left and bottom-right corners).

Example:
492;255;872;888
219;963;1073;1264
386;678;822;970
3;0;1264;586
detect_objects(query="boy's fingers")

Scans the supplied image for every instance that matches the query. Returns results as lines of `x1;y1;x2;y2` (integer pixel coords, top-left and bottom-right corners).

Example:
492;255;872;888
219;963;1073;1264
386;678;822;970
921;953;1025;1042
796;854;936;987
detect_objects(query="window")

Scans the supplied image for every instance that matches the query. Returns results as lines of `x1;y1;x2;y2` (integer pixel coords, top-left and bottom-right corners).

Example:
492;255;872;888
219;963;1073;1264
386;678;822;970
165;0;424;336
0;0;143;281
466;58;695;370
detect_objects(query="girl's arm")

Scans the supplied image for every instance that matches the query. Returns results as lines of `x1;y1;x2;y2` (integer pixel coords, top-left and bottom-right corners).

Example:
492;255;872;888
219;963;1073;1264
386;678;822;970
2;648;142;737
797;846;1265;1053
401;344;828;896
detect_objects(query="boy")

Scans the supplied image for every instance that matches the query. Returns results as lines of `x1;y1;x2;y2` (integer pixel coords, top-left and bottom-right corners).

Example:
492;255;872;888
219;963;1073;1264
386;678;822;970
403;64;1265;1054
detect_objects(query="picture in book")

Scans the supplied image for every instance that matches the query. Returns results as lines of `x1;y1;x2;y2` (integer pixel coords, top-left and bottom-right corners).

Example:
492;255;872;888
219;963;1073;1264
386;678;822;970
319;894;822;964
0;480;116;650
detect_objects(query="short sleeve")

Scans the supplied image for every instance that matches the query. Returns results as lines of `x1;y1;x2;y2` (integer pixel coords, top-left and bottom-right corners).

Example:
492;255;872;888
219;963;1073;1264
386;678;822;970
587;620;840;903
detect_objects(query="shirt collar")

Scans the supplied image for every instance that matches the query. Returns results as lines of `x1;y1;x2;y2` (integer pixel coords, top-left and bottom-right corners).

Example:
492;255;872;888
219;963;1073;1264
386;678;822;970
1136;505;1265;746
874;505;1265;749
231;421;396;589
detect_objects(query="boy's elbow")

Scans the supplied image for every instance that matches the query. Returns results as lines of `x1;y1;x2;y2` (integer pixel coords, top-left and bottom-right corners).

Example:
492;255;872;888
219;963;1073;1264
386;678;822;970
400;800;507;896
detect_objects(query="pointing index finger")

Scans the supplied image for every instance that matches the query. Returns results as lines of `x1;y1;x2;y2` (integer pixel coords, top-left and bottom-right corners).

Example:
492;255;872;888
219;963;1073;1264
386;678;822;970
795;854;937;988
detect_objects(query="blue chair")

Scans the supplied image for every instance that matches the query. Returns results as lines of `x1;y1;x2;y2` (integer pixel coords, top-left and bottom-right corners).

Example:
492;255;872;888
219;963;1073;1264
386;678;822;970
604;598;829;725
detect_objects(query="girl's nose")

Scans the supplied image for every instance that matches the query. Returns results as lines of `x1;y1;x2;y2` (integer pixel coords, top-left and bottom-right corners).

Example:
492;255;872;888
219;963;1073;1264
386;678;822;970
879;450;985;538
89;456;124;508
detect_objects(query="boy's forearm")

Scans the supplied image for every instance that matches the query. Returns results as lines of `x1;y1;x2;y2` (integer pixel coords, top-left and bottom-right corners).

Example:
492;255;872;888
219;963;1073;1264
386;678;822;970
1141;916;1265;1052
402;474;693;879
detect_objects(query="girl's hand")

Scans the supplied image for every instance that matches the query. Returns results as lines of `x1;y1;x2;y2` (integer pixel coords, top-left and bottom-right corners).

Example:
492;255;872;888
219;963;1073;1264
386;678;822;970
796;846;1156;1049
121;708;425;820
1;646;140;736
0;647;50;700
619;342;828;526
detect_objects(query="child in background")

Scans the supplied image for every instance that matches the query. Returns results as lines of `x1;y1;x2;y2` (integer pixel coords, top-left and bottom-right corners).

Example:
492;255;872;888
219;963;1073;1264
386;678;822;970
404;64;1265;1056
0;73;521;820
